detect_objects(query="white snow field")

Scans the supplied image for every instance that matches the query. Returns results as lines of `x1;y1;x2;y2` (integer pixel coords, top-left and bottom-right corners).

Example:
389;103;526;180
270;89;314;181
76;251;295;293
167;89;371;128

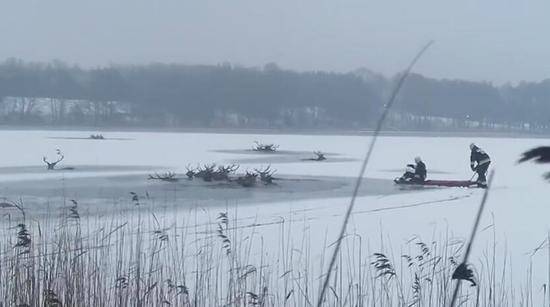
0;129;548;305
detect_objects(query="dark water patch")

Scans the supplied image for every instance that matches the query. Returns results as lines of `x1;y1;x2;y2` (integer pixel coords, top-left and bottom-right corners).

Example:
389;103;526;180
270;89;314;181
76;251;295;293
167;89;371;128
212;149;324;155
0;165;164;175
379;168;453;174
47;137;134;141
213;149;354;164
226;156;356;164
0;173;414;215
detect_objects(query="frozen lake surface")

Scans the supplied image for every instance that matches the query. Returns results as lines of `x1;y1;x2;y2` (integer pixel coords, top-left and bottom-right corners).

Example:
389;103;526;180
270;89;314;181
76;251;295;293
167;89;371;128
0;129;547;243
0;129;548;303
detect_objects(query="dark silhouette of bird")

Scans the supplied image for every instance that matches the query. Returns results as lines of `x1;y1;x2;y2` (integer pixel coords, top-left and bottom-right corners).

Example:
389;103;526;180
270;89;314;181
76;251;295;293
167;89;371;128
519;146;550;181
452;263;476;287
519;146;550;163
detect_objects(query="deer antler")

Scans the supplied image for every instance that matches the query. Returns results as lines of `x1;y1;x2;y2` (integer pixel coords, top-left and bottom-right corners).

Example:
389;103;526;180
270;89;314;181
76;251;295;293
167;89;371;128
254;165;275;175
43;150;65;170
218;164;239;174
148;172;177;181
254;165;276;184
185;164;196;179
253;141;261;150
203;163;216;171
313;151;326;161
253;141;279;152
236;170;258;187
53;153;65;164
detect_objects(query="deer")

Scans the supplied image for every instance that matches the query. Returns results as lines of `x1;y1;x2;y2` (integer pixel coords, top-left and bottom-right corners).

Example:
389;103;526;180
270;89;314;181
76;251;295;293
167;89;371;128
43;149;65;170
212;164;239;181
253;141;279;152
312;151;327;161
236;171;258;187
302;151;327;162
254;165;277;185
148;172;178;182
194;164;216;182
185;165;197;179
89;134;105;140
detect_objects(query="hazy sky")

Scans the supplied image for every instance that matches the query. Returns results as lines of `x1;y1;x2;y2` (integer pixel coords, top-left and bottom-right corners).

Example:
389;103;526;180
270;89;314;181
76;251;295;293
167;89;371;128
1;0;549;84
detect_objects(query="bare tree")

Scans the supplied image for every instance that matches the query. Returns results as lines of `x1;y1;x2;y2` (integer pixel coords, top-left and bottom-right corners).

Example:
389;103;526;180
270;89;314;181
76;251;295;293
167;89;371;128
12;97;37;121
49;98;67;123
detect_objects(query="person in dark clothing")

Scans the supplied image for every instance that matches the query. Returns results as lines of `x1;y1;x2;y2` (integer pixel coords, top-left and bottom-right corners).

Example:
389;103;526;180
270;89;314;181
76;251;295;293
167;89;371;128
396;157;427;183
470;143;491;188
413;156;427;182
397;164;417;182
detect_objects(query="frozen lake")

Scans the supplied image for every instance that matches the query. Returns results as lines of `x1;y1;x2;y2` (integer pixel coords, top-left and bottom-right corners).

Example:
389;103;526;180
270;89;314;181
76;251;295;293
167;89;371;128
0;129;548;305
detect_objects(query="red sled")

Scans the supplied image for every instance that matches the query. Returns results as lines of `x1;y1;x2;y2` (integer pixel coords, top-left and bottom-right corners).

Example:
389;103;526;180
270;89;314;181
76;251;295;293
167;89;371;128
394;178;479;188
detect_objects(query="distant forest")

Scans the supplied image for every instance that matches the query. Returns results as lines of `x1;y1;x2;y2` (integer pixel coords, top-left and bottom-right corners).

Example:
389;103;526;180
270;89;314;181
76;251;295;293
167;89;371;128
0;58;549;133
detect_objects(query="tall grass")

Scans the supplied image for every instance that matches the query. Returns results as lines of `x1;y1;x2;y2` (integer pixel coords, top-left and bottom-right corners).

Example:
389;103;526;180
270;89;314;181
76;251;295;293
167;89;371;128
0;196;543;306
318;40;435;306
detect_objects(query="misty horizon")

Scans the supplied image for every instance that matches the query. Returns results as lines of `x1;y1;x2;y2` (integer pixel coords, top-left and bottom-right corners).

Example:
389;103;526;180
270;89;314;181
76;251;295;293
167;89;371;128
1;57;549;86
0;59;547;134
2;1;550;84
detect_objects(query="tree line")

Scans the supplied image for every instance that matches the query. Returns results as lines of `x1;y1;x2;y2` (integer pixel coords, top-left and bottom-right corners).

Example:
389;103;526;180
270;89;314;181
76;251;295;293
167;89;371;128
0;58;548;132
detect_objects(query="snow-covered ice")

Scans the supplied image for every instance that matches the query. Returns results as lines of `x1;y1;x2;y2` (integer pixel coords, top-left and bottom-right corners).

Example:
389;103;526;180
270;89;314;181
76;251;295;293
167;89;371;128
0;129;548;303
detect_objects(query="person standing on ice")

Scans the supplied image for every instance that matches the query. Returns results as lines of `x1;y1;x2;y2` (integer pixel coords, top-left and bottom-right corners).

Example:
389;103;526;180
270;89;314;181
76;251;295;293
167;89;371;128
413;156;427;182
470;143;491;188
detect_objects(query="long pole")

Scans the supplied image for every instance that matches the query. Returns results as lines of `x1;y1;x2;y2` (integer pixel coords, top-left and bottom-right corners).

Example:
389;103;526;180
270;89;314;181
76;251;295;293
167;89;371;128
450;170;495;307
316;41;434;306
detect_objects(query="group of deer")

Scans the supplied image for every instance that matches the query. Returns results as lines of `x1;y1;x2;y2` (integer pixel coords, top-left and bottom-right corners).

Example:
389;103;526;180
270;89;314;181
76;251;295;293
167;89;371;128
185;163;276;187
253;141;279;152
254;141;327;161
148;171;178;182
186;164;240;182
89;134;104;140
